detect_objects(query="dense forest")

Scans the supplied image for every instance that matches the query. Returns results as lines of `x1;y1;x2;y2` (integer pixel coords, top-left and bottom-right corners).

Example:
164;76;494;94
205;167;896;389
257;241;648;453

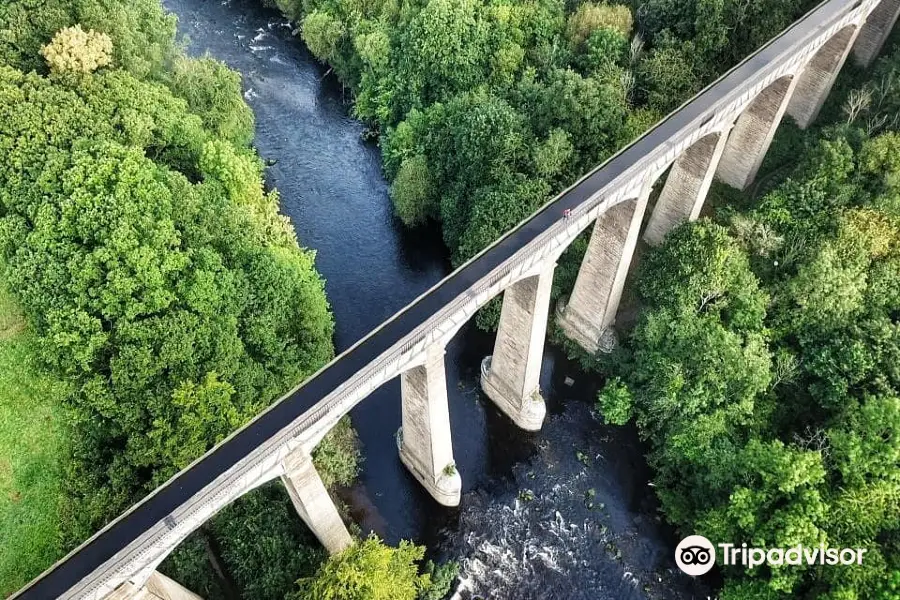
269;0;826;327
273;0;816;263
266;0;899;597
0;0;377;597
2;0;898;599
593;47;900;599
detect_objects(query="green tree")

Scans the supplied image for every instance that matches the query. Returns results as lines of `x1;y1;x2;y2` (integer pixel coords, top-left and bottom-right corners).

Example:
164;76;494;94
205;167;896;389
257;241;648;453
595;377;633;425
635;33;700;113
0;58;340;541
169;56;255;146
40;25;112;74
423;90;530;253
0;0;177;78
636;0;805;79
290;535;430;600
302;11;345;63
516;67;629;173
0;5;362;599
456;172;550;263
390;154;436;226
390;0;489;118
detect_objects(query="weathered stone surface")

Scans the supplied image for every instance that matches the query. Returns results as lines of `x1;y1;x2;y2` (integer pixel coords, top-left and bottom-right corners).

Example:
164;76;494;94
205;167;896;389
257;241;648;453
398;346;461;506
854;0;900;67
789;25;860;128
481;261;555;431
558;193;649;353
717;76;798;190
644;132;728;246
281;449;353;554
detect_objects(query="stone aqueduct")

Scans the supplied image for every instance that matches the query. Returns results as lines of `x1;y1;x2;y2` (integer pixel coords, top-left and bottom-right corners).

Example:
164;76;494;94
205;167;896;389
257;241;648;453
13;0;900;598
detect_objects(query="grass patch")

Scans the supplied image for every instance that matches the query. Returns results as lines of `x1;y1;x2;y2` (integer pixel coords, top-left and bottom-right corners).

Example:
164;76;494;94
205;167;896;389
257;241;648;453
0;281;71;597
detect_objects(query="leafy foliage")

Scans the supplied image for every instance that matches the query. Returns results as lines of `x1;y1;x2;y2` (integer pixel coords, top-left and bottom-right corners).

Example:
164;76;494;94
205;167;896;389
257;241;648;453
290;534;430;600
600;92;900;597
565;3;632;49
417;560;460;600
0;3;360;596
391;154;436;226
169;56;255;146
595;377;632;425
0;0;178;78
41;25;112;74
267;0;814;332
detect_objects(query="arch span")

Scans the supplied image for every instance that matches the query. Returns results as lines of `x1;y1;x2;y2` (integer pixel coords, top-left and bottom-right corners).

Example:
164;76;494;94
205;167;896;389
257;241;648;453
789;25;860;127
644;130;730;246
557;190;650;353
717;75;797;190
854;0;900;67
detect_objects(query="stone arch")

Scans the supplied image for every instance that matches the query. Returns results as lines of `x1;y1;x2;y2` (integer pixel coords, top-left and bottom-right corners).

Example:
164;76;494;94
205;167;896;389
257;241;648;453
717;75;796;190
854;0;900;67
644;130;730;245
93;454;293;600
788;25;860;128
557;192;648;353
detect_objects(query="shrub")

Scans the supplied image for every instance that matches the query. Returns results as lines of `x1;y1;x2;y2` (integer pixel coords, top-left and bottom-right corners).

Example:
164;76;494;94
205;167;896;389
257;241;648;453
566;4;633;50
290;534;429;600
391;155;435;227
41;25;113;74
596;377;633;425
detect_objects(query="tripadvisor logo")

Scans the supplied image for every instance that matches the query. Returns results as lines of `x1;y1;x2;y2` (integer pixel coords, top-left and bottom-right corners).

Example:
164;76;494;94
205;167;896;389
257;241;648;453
675;535;868;577
676;536;717;576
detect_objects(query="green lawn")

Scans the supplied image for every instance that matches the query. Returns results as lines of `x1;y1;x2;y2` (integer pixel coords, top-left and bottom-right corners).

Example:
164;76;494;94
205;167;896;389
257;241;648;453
0;282;70;597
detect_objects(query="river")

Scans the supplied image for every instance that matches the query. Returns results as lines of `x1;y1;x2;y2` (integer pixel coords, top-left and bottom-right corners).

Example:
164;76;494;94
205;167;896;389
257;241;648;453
161;0;711;597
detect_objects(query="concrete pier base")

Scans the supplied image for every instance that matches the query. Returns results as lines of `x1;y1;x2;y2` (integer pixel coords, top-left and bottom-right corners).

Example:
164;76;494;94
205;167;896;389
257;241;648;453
107;572;202;600
853;0;900;67
717;76;798;190
644;131;729;246
788;26;860;128
398;346;461;506
281;449;353;554
558;191;649;354
480;261;555;431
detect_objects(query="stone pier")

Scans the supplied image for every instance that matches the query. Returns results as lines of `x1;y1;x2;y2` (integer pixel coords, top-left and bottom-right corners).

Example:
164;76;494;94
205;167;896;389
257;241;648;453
643;131;729;246
281;449;353;554
853;0;900;67
788;26;860;128
717;76;798;190
398;346;461;506
107;572;202;600
480;261;555;431
557;190;650;354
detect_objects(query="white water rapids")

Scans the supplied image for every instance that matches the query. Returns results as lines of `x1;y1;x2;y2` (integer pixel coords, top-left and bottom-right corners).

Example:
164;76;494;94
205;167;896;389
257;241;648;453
438;404;713;600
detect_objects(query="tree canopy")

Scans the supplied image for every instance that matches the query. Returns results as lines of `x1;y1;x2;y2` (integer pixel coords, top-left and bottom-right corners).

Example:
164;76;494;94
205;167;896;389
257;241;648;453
269;0;819;330
0;1;359;595
290;535;431;600
596;59;900;597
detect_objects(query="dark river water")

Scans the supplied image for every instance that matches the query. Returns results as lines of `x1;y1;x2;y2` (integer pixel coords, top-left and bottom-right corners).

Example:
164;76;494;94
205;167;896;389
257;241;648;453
161;0;712;597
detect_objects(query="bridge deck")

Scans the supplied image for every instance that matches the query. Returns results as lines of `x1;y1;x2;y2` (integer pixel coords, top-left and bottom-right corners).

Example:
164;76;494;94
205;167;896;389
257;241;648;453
12;0;865;597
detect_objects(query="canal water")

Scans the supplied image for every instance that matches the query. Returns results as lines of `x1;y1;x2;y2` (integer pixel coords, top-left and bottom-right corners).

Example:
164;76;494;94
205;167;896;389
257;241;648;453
162;0;711;597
